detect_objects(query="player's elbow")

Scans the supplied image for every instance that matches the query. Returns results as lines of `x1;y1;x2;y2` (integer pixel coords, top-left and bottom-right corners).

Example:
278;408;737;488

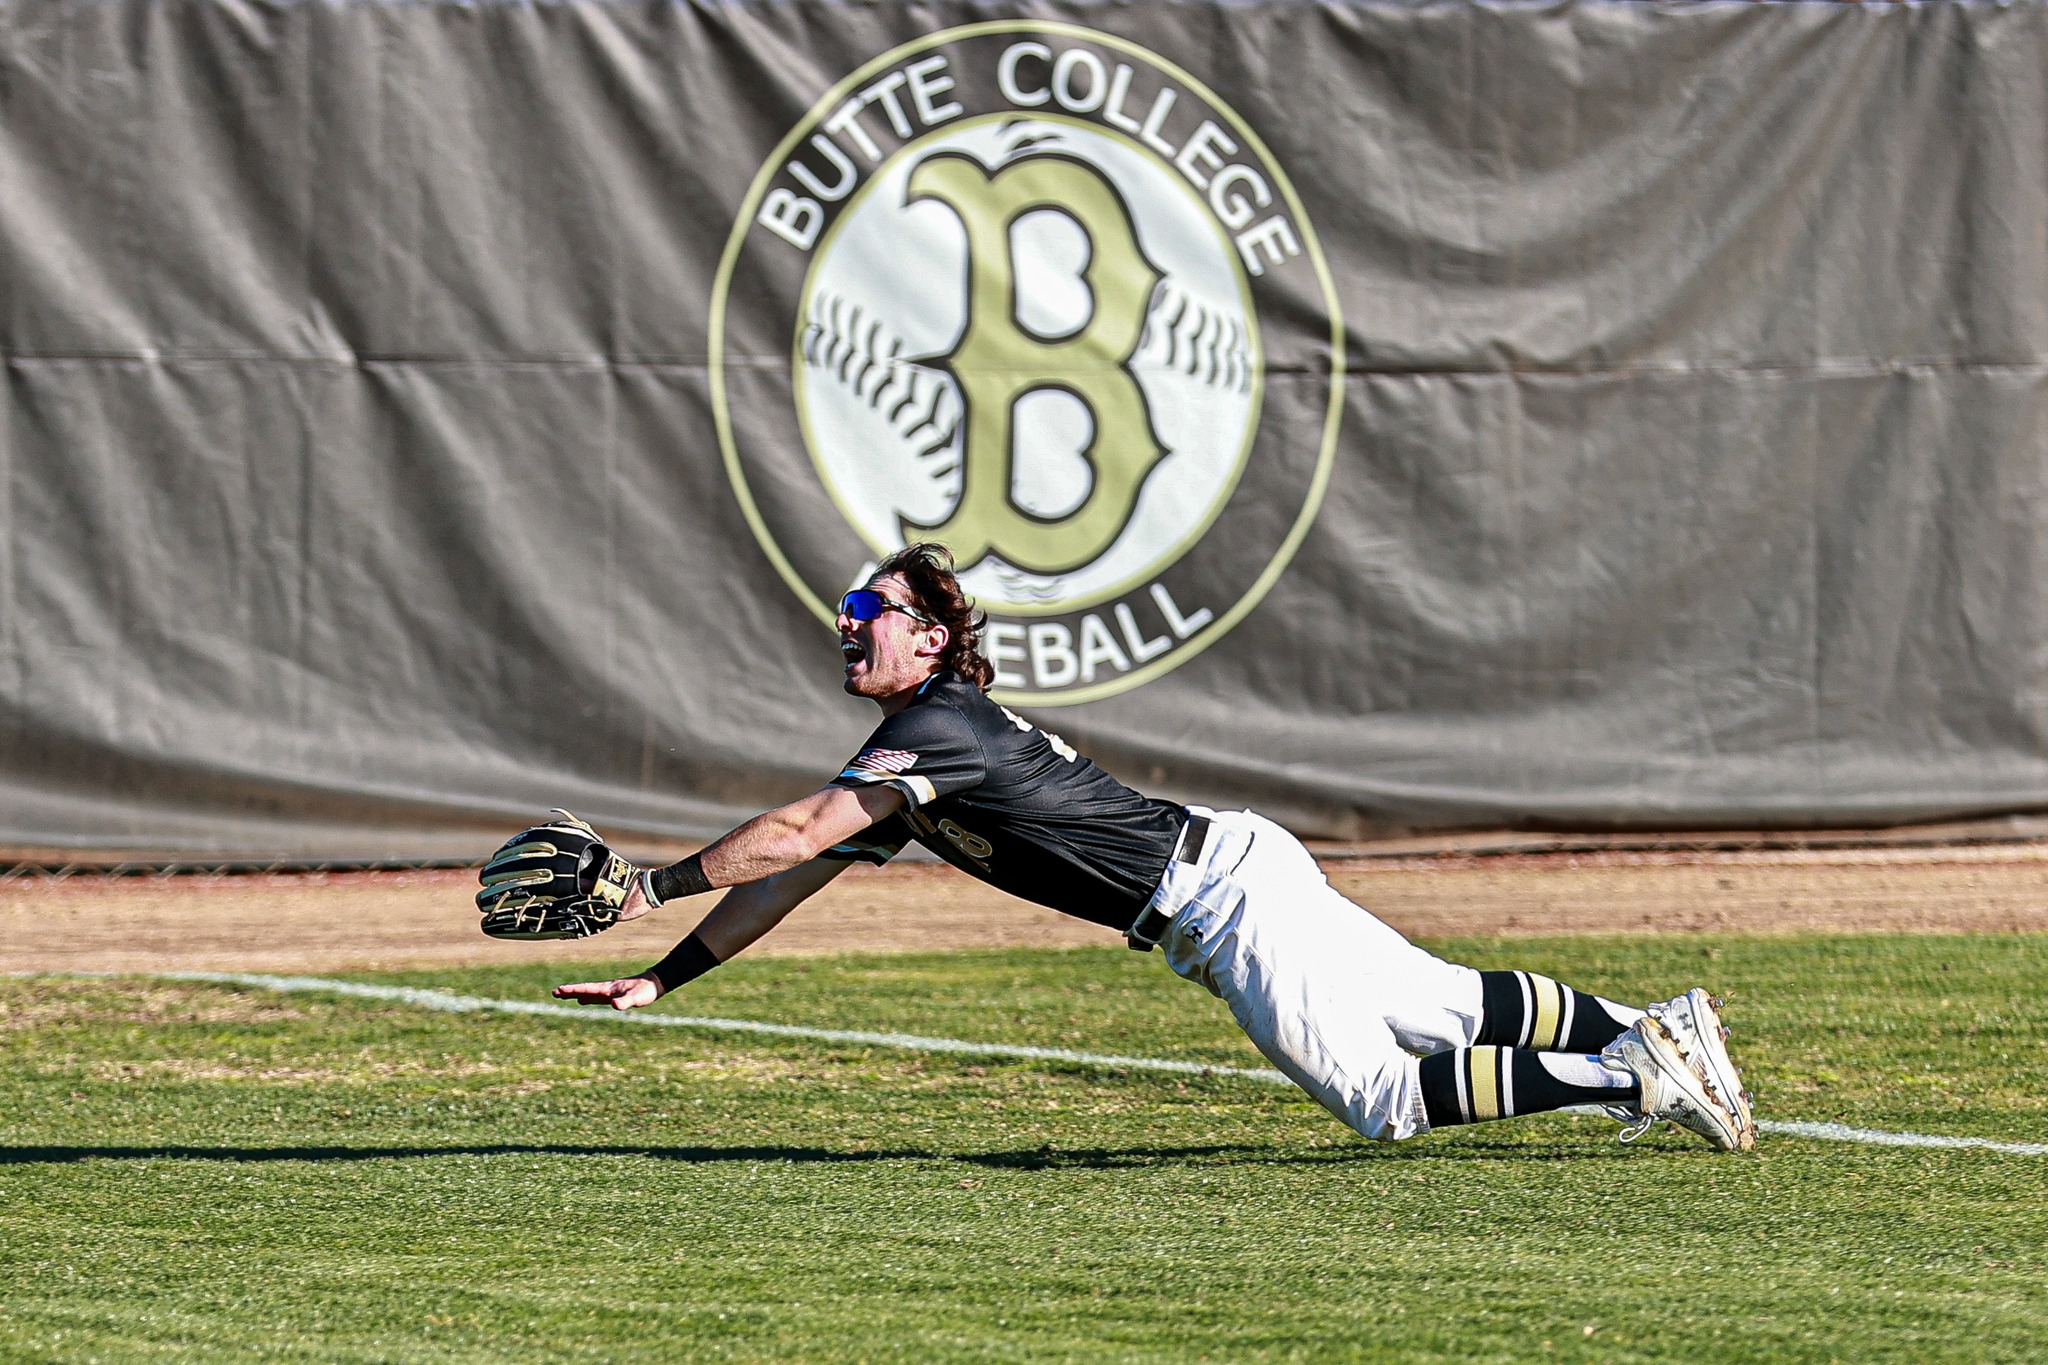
792;822;844;864
807;790;893;863
773;797;856;862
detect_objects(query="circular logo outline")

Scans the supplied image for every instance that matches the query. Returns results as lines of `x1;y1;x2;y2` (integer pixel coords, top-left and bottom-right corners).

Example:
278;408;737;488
709;19;1346;707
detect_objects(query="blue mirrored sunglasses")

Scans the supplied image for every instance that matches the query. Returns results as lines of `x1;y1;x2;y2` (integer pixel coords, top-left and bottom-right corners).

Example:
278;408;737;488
838;589;933;625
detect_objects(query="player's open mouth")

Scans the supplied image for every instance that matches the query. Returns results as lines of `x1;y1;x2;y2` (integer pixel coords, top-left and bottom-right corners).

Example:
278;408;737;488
840;639;865;669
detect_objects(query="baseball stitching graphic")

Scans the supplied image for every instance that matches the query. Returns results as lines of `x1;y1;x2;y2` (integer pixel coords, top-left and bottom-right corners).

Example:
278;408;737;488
799;275;1253;515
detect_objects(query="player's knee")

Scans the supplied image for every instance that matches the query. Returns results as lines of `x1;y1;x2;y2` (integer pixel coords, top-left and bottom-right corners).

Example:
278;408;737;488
1318;1057;1427;1142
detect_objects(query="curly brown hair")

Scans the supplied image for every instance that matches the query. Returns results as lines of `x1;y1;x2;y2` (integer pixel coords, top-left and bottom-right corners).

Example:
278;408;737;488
873;543;996;691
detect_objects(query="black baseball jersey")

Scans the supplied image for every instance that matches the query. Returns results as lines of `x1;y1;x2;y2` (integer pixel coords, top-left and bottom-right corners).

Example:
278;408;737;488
825;674;1187;931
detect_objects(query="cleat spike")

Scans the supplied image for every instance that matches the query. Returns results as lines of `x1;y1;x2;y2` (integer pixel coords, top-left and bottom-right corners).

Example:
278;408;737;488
1709;995;1726;1010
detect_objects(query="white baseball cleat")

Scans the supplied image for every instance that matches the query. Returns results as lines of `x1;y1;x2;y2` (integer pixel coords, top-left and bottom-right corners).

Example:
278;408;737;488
1599;1016;1749;1151
1647;988;1757;1151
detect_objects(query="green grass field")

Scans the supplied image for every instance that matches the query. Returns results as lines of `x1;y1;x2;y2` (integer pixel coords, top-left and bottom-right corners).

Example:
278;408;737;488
3;934;2045;1362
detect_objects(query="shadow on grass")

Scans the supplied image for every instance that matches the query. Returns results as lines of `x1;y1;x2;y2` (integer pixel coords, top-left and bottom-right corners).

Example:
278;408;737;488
0;1136;1647;1169
0;1143;934;1166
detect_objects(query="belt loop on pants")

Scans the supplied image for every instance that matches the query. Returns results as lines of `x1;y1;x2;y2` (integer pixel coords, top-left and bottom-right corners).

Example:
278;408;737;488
1125;812;1210;951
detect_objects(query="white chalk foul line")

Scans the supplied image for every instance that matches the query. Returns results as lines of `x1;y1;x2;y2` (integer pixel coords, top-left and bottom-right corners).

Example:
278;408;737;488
101;972;2048;1158
154;972;1291;1083
1758;1120;2047;1155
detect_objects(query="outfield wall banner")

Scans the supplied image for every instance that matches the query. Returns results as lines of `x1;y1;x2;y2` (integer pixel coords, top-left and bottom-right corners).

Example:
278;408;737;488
3;0;2048;856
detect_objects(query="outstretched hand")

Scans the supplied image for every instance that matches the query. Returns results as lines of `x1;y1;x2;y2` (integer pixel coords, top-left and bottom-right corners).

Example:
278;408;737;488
552;975;662;1010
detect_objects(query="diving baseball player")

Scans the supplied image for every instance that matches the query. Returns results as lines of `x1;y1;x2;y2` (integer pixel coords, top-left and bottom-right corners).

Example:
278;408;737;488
484;543;1756;1150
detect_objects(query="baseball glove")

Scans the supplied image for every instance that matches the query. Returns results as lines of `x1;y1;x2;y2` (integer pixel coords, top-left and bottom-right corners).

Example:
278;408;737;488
476;810;641;940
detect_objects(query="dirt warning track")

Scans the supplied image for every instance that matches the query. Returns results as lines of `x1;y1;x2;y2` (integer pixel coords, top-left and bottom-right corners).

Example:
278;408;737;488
4;842;2046;976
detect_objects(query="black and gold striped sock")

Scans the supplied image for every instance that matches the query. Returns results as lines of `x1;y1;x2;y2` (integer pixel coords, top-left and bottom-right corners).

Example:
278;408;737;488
1475;970;1640;1052
1418;1047;1638;1128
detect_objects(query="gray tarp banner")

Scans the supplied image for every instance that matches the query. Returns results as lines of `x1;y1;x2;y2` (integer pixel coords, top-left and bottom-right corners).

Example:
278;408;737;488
3;0;2047;856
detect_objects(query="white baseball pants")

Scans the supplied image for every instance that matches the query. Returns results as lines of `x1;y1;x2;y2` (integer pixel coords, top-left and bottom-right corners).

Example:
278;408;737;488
1151;808;1482;1140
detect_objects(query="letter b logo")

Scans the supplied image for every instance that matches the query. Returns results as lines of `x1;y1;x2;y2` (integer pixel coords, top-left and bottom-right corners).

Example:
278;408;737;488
903;153;1167;576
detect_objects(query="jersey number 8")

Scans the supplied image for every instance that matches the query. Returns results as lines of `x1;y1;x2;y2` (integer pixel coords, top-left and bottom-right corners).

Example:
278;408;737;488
936;819;994;863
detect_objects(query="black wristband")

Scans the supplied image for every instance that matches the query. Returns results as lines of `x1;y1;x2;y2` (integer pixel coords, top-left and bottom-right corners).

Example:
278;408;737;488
645;933;721;994
650;854;713;905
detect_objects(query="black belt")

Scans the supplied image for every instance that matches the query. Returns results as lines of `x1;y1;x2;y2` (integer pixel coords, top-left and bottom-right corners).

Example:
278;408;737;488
1126;813;1210;951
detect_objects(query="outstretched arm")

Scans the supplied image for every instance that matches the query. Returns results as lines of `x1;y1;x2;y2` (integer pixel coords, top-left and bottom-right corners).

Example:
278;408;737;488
551;782;908;1011
618;782;905;915
685;854;854;961
550;813;890;1011
694;783;905;889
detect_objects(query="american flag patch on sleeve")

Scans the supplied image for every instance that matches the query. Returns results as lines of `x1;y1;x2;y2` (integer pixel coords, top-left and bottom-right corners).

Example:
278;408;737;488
848;748;918;774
